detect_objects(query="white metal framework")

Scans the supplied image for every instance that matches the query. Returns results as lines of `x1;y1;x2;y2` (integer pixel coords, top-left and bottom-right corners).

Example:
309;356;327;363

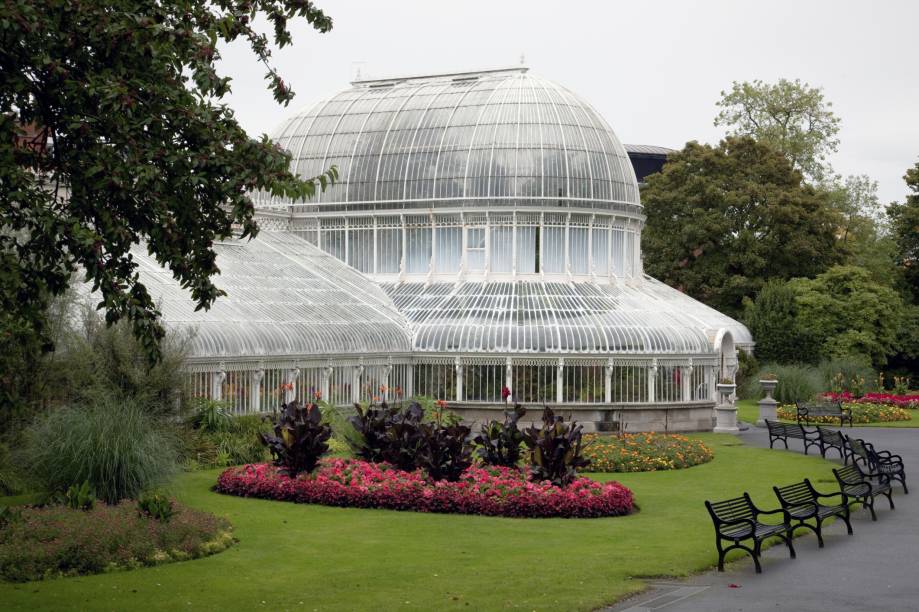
137;68;753;416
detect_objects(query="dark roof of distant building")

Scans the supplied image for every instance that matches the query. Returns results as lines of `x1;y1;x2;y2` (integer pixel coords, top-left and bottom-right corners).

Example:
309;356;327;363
623;144;674;156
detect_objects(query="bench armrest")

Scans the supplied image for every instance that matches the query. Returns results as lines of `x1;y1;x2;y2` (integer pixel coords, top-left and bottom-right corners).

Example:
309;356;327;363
715;517;756;534
753;506;790;523
875;450;902;461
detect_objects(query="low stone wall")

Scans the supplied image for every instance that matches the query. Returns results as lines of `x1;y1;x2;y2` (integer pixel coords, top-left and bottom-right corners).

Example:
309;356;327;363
450;401;716;433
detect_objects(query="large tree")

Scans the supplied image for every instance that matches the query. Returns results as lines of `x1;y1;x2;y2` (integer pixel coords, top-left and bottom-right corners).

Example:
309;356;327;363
641;136;842;317
0;1;336;364
715;79;841;181
888;161;919;302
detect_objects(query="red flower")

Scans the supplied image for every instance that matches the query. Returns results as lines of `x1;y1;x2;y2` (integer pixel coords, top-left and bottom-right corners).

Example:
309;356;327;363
313;390;322;400
501;386;511;401
435;399;448;409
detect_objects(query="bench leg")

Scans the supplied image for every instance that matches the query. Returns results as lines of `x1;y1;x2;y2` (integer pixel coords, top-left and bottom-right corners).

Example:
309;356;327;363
866;497;877;521
840;505;854;535
718;541;759;573
752;540;764;573
813;519;824;548
885;490;895;510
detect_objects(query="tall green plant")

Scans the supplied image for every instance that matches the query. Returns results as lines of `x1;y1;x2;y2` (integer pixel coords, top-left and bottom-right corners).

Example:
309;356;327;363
20;399;179;504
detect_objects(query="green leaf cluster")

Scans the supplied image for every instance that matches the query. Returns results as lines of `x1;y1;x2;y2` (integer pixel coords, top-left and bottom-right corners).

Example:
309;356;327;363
0;0;336;367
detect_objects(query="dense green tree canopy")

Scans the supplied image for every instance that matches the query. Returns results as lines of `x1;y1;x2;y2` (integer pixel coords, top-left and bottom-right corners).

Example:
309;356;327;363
715;78;840;181
888;161;919;301
0;0;336;363
641;136;842;317
789;266;905;368
742;280;818;365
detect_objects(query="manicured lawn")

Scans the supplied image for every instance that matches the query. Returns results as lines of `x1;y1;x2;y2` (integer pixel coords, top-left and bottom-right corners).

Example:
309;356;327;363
736;399;919;428
0;434;839;612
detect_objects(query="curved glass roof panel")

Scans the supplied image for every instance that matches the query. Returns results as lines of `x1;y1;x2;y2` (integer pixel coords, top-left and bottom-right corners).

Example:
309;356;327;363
379;278;739;355
261;68;639;211
130;232;412;360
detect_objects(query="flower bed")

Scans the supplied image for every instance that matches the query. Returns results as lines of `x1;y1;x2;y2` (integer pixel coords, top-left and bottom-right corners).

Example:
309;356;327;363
778;402;912;424
580;433;714;472
0;501;233;582
216;459;633;519
823;392;919;409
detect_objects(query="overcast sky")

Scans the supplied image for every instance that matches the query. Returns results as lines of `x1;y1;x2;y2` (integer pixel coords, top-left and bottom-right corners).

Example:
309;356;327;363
218;0;919;205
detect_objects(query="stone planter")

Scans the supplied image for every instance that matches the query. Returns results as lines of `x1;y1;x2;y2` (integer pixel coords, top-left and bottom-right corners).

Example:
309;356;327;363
714;383;739;433
757;379;778;426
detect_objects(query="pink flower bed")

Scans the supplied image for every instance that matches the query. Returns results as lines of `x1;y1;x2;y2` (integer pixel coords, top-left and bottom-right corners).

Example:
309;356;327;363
216;459;634;519
824;392;919;409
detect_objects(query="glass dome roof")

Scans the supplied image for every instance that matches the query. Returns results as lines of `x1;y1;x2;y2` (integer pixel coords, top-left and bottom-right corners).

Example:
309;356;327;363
381;276;751;355
262;68;639;211
129;232;412;360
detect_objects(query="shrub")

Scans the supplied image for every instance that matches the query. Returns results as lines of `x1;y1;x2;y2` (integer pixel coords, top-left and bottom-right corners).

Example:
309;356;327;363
522;407;590;488
216;459;634;519
181;414;272;469
416;421;472;482
188;398;233;433
474;404;526;467
819;356;876;396
19;399;179;504
259;401;331;476
0;443;23;496
61;481;95;510
748;364;821;403
0;501;232;582
418;396;463;426
0;506;22;530
45;307;189;418
137;492;176;522
348;401;426;472
777;402;911;424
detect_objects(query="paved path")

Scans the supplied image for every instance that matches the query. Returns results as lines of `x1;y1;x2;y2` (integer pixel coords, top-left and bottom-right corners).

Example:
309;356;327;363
607;425;919;612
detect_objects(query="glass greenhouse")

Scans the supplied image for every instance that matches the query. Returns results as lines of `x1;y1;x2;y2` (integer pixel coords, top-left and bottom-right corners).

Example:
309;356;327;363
153;67;752;431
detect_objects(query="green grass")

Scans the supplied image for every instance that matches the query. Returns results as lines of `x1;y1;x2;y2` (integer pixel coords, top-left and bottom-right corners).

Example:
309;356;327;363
0;435;840;612
736;399;919;428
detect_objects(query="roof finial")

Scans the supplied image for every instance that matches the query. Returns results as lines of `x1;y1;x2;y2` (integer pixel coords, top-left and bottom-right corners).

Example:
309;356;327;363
352;60;366;82
519;53;526;66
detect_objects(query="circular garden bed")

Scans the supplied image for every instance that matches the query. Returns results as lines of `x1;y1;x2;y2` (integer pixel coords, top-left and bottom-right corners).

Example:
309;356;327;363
216;459;634;518
0;501;233;582
777;402;912;424
581;433;714;472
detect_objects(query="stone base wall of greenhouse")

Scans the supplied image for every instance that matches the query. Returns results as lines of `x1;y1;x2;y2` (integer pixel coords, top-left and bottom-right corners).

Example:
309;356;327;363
184;355;725;433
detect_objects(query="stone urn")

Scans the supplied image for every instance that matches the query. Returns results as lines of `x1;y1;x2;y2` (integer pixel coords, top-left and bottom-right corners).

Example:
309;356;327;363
756;379;779;426
714;382;739;433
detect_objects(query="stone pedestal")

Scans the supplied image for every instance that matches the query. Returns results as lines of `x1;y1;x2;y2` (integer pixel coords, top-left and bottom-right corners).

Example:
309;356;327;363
714;383;739;433
757;379;778;426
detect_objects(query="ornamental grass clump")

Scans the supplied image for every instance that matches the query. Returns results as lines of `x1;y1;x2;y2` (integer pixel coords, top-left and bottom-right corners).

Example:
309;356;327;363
474;404;526;467
19;399;179;504
580;433;714;472
259;401;331;476
522;407;590;488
